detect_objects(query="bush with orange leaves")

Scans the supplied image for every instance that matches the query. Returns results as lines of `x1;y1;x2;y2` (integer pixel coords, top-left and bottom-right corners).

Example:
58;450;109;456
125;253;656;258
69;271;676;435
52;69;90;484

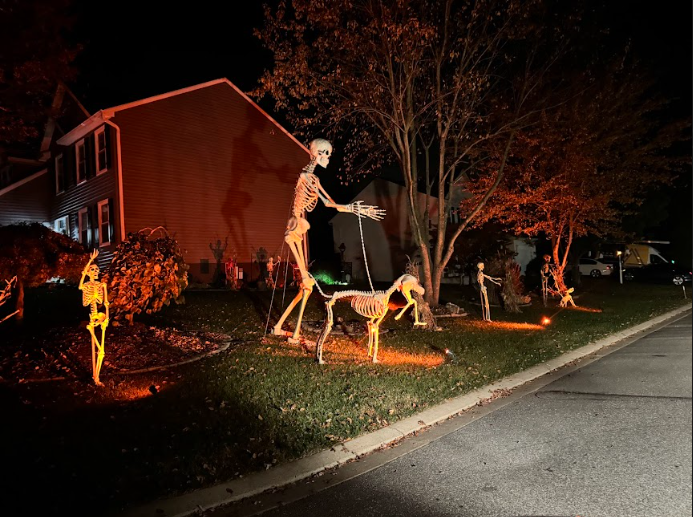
104;228;188;325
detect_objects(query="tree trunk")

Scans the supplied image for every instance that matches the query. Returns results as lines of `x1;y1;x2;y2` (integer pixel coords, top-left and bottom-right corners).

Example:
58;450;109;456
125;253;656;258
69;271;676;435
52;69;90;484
15;279;24;322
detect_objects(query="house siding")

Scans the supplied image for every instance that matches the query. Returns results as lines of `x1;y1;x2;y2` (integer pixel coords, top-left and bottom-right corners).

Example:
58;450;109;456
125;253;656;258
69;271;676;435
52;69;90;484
112;83;309;283
0;171;52;226
52;126;119;266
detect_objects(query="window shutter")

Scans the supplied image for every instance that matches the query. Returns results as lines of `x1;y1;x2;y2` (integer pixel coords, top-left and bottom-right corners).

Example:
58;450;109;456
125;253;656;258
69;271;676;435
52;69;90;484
64;147;75;188
108;198;115;244
91;204;99;248
86;135;95;179
105;127;112;170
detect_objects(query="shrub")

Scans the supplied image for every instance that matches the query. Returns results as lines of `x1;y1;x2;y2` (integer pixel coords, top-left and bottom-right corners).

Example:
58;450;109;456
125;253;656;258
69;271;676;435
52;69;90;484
104;228;188;325
0;223;87;320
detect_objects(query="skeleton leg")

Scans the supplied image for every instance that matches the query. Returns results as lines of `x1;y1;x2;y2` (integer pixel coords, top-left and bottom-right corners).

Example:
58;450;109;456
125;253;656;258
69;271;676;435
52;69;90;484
371;312;387;363
315;301;335;364
87;323;97;374
273;237;314;339
93;320;107;386
366;318;376;358
395;288;426;326
480;287;491;321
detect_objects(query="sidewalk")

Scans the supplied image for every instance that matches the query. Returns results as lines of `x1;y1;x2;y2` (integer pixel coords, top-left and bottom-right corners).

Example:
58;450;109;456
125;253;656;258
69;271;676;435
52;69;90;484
121;304;692;517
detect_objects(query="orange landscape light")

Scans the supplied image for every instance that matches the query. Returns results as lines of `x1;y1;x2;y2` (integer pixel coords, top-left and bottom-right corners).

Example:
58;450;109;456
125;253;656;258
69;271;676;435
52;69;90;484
541;316;552;325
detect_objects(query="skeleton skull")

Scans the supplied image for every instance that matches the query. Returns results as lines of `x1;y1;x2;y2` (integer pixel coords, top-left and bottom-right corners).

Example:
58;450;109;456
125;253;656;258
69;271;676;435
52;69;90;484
309;138;333;168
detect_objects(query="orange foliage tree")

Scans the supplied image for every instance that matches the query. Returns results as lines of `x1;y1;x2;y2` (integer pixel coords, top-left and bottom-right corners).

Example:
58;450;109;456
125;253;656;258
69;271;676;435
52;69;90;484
462;63;691;292
253;0;571;305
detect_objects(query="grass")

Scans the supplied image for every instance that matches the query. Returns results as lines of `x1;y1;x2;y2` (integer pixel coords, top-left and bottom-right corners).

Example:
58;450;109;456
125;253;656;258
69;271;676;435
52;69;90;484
0;278;689;516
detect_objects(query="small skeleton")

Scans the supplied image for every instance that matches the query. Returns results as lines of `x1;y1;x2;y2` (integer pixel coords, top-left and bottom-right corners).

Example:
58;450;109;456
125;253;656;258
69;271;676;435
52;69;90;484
273;139;385;343
559;287;576;308
0;276;18;324
315;274;426;364
79;250;109;386
266;255;281;289
540;254;552;307
477;262;502;322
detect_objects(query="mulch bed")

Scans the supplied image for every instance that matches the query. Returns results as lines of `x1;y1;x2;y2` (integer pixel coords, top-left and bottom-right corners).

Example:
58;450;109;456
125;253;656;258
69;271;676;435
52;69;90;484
0;323;231;383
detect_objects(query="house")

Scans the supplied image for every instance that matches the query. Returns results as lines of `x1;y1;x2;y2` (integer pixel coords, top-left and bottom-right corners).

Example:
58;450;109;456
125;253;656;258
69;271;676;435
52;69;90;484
0;79;310;282
330;178;536;283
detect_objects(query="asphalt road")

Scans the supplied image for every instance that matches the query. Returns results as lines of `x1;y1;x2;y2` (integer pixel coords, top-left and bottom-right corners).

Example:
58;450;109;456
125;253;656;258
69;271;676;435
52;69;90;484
218;312;692;517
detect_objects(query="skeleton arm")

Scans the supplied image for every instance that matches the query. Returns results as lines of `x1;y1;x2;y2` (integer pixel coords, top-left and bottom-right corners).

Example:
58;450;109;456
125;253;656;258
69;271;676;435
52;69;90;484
315;182;385;221
483;273;502;286
79;250;99;290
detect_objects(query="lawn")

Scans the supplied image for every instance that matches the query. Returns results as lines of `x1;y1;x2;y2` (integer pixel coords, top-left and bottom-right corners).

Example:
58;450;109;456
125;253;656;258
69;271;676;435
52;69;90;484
0;278;689;516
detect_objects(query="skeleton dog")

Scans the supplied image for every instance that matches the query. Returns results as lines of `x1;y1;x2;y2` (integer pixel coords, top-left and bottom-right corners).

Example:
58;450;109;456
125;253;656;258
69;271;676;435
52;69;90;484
314;274;426;364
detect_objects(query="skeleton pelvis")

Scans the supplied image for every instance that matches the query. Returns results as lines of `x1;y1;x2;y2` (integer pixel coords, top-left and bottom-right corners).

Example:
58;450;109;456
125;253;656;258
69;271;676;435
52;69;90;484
285;216;310;238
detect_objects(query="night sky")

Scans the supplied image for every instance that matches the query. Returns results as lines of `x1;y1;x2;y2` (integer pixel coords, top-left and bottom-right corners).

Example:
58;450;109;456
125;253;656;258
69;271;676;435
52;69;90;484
69;0;692;263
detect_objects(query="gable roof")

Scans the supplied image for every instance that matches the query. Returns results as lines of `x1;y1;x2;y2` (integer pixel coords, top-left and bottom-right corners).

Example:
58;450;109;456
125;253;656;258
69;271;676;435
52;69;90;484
56;78;309;154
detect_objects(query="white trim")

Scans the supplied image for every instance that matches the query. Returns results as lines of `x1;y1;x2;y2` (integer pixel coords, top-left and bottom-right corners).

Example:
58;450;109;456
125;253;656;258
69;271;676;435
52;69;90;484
77;207;89;245
56;112;106;146
0;169;48;197
55;154;65;194
54;215;69;237
94;126;108;175
97;199;111;247
75;139;87;184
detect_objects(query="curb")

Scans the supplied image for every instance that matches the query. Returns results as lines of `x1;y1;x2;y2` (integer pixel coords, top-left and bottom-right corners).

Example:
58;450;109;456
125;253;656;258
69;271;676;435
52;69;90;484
120;304;692;517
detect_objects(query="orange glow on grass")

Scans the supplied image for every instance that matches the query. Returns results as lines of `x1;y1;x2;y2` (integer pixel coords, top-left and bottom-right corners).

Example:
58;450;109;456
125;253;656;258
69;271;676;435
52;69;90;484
567;306;603;313
541;317;552;325
468;321;545;331
266;336;444;367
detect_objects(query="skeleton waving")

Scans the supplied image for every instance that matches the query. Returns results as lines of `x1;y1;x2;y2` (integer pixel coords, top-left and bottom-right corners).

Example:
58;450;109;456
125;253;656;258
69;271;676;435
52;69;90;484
79;249;110;386
274;139;385;342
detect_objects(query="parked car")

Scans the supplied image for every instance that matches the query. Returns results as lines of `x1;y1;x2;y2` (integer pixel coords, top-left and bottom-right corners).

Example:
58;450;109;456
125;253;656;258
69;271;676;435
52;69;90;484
576;258;613;277
623;264;692;286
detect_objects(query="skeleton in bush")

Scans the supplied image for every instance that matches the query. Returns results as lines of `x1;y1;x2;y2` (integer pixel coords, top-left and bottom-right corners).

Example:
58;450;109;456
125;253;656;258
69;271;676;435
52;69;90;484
315;274;426;364
477;262;502;322
273;139;385;343
79;250;109;386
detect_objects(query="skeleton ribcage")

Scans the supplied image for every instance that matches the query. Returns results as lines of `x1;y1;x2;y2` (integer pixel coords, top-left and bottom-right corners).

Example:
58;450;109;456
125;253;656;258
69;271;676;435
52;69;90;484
350;295;387;318
292;174;320;217
82;282;104;312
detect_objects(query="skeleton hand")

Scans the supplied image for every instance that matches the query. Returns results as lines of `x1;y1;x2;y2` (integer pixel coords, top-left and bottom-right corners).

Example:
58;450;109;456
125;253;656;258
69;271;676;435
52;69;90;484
89;249;99;262
348;202;386;221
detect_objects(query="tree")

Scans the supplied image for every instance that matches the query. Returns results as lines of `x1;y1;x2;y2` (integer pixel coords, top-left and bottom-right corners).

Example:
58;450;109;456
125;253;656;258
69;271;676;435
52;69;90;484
0;223;87;321
462;62;691;292
103;228;189;325
0;0;80;145
254;0;568;305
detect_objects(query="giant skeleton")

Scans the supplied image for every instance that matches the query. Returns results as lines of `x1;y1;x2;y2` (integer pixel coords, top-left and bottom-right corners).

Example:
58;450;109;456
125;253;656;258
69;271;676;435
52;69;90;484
79;250;109;386
273;139;385;343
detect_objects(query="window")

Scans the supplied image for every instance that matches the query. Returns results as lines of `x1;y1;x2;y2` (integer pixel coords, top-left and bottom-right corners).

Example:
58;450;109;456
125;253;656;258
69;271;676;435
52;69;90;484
55;154;65;193
75;139;87;184
650;254;666;265
95;127;108;174
78;208;90;247
54;216;69;237
97;199;111;246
